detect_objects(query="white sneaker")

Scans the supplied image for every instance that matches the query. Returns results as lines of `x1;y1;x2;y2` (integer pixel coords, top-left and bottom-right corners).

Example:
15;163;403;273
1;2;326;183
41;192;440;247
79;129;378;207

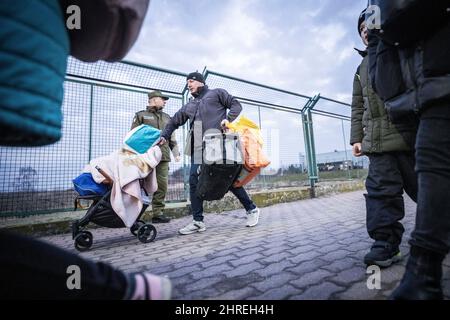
178;220;206;235
246;208;260;227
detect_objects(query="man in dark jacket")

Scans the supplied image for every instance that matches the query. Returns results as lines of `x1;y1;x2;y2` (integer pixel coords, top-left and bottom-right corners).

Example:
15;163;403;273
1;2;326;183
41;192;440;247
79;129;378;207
131;90;180;223
350;9;418;268
367;1;450;299
159;72;260;235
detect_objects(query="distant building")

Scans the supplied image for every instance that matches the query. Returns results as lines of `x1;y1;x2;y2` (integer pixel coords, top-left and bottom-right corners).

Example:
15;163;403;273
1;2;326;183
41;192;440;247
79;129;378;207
315;150;368;171
298;152;306;172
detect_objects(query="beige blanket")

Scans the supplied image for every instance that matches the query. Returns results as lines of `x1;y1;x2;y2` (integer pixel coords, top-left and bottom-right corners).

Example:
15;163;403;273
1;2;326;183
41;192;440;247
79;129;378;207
84;146;162;227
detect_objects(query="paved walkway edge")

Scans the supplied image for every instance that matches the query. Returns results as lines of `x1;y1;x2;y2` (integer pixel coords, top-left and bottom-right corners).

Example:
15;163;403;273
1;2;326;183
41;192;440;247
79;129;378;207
1;180;364;237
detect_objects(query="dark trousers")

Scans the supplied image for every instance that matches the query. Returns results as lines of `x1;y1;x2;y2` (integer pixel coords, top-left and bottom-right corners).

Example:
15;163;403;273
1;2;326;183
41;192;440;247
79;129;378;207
365;151;418;246
189;163;256;222
410;103;450;256
0;231;127;299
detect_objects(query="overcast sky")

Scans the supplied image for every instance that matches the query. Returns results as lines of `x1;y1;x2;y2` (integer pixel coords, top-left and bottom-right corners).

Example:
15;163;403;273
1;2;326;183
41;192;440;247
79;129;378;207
1;1;372;196
127;0;368;104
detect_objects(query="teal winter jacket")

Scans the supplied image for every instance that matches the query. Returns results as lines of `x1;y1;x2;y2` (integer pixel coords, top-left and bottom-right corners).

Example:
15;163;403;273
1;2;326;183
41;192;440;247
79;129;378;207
0;0;69;146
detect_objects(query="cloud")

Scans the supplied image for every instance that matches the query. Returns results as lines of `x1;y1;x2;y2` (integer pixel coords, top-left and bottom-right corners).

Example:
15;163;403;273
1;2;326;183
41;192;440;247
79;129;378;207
127;1;367;99
124;0;368;160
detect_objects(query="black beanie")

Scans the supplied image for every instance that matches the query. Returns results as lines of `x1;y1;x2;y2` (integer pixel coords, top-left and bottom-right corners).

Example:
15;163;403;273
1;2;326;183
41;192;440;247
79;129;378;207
358;9;367;35
186;72;205;84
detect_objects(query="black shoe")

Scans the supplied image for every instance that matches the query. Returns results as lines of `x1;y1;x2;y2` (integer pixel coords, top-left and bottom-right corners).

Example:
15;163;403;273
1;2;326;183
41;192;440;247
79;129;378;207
364;240;402;268
390;246;444;300
152;215;171;223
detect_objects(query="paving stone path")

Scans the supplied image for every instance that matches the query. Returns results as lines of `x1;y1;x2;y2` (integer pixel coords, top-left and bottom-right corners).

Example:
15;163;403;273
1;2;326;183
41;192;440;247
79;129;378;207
41;191;450;300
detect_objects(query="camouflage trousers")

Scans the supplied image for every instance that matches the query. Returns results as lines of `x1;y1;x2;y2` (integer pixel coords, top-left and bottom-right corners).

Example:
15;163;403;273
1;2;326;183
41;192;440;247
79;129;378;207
152;161;169;216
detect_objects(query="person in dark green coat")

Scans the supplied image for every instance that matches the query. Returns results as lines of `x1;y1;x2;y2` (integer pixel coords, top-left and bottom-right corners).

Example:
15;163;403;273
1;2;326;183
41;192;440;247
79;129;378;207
131;90;180;223
350;9;418;268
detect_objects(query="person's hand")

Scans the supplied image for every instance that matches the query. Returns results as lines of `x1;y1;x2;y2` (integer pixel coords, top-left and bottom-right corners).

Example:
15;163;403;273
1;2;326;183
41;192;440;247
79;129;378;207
352;143;363;157
157;137;167;146
220;119;229;131
175;155;181;162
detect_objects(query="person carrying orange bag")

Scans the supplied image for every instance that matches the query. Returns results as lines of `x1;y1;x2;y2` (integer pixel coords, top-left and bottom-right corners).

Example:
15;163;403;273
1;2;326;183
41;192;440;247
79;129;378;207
225;116;271;187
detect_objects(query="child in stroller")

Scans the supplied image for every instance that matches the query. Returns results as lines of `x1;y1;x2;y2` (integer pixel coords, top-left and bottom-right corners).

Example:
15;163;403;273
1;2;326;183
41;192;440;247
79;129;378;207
72;143;162;251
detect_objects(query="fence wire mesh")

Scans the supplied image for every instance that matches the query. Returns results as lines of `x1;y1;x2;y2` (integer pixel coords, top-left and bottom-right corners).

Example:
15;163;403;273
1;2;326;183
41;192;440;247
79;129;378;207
206;71;310;111
66;57;187;94
0;59;361;217
312;99;368;181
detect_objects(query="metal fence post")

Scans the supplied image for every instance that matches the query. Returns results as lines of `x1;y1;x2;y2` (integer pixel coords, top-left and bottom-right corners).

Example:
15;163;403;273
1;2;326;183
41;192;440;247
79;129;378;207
257;105;268;189
88;84;94;161
302;94;320;198
341;119;351;180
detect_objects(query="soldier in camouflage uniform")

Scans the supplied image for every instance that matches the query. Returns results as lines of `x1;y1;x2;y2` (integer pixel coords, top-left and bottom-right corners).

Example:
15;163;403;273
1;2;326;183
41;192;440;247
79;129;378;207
131;90;180;223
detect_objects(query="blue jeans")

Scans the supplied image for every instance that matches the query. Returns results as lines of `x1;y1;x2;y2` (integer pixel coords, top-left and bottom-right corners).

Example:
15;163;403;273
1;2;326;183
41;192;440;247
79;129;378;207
410;103;450;256
189;163;256;222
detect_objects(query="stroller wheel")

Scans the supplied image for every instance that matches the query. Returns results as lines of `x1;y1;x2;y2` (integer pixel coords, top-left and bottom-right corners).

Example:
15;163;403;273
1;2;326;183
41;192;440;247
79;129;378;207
74;231;93;251
137;224;157;243
130;220;145;236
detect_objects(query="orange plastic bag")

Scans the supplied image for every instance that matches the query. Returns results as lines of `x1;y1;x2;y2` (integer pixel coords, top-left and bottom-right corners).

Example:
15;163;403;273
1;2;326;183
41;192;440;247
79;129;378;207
226;116;270;187
233;166;261;188
239;128;270;170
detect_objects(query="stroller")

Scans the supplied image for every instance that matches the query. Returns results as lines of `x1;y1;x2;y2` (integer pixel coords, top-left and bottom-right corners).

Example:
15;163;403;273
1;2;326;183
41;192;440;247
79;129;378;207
72;166;157;252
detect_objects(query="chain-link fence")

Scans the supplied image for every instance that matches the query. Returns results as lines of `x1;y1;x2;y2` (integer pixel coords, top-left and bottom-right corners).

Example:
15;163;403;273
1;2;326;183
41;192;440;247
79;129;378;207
0;58;367;217
204;71;368;191
311;96;368;183
204;71;311;190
